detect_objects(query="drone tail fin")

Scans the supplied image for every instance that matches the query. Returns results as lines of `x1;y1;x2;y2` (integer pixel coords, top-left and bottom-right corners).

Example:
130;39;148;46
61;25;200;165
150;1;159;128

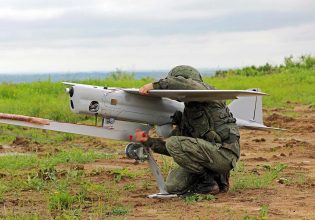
228;88;285;130
229;88;263;125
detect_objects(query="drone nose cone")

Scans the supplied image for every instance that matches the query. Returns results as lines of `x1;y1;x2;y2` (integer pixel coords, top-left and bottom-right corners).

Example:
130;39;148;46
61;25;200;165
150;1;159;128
65;86;74;97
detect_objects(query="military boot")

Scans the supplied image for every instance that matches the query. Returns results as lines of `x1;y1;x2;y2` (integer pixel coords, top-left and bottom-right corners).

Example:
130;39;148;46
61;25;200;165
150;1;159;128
192;172;220;195
216;171;230;193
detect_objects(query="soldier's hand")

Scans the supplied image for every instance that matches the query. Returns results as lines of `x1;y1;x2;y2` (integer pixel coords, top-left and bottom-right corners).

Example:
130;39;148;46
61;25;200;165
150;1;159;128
139;83;153;95
135;129;149;143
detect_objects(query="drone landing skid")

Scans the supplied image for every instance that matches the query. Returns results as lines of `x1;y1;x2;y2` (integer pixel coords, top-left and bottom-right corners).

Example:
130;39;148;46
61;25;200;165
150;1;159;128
148;193;178;199
125;143;178;199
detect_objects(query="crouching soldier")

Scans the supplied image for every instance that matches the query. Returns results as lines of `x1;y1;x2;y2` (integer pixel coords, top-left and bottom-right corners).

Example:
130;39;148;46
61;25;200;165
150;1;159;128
135;65;240;195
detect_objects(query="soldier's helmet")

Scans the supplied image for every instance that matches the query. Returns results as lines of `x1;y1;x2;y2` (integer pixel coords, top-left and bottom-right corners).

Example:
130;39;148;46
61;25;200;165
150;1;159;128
167;65;203;82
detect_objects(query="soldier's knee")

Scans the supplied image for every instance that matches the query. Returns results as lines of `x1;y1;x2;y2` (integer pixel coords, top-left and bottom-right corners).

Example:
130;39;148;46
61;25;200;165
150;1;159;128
165;182;179;194
166;182;189;194
165;167;196;194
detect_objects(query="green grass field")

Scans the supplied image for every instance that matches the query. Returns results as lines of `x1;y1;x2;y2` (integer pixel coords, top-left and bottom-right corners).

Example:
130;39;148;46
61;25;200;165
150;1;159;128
0;66;314;123
207;67;315;107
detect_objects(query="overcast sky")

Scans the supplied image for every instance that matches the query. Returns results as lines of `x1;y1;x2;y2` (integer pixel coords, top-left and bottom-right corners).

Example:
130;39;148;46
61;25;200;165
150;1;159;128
0;0;314;73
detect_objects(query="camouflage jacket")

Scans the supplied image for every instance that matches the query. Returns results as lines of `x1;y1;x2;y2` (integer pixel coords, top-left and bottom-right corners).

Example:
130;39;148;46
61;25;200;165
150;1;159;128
144;76;240;158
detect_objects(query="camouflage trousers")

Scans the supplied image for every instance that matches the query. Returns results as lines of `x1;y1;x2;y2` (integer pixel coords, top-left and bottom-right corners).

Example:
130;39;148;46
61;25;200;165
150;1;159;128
164;136;239;194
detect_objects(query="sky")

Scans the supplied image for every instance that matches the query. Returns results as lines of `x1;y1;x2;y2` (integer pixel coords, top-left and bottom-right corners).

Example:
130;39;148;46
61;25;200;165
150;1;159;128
0;0;315;73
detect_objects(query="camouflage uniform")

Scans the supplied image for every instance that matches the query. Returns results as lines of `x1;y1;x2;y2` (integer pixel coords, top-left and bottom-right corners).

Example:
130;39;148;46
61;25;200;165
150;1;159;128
143;65;240;194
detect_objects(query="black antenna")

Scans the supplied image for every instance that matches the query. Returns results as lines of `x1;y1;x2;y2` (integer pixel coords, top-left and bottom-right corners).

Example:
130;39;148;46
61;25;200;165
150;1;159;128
95;113;98;126
253;95;257;121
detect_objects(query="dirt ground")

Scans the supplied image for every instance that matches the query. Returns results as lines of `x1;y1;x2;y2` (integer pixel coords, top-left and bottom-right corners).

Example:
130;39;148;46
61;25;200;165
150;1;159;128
88;105;315;220
1;104;315;219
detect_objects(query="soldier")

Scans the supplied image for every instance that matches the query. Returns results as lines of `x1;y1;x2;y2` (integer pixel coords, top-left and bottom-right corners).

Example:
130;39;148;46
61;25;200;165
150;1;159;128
135;65;240;195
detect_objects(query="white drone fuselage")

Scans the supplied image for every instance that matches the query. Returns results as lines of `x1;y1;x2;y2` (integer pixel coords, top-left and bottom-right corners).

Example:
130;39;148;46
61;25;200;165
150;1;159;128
69;84;184;126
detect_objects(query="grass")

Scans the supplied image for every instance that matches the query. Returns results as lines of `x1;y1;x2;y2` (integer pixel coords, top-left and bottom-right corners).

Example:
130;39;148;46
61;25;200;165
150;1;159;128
0;145;125;218
47;179;122;218
109;168;137;183
0;125;78;145
207;67;315;107
42;172;121;217
160;155;178;175
106;206;129;216
243;205;269;220
231;163;287;191
0;149;116;203
0;149;115;172
0;67;314;125
0;154;37;171
124;183;136;191
85;182;119;202
27;175;46;191
40;148;116;169
0;177;29;195
49;191;77;211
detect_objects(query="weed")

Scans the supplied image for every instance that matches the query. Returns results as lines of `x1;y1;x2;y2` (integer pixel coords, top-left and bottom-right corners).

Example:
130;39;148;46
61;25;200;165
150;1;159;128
54;209;82;220
38;167;58;181
86;182;119;202
261;164;272;170
49;191;76;211
89;167;106;176
259;205;269;220
141;180;151;190
67;169;85;180
109;168;136;183
0;182;9;198
27;175;45;191
243;205;269;220
52;179;70;192
184;194;215;203
124;183;136;191
76;184;88;204
231;160;245;174
106;206;128;216
160;155;178;175
61;133;75;141
243;216;256;220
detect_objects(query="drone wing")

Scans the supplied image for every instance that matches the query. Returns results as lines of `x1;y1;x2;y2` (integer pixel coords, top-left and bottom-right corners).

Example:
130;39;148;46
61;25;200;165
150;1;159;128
0;114;151;142
63;82;267;102
124;89;267;102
